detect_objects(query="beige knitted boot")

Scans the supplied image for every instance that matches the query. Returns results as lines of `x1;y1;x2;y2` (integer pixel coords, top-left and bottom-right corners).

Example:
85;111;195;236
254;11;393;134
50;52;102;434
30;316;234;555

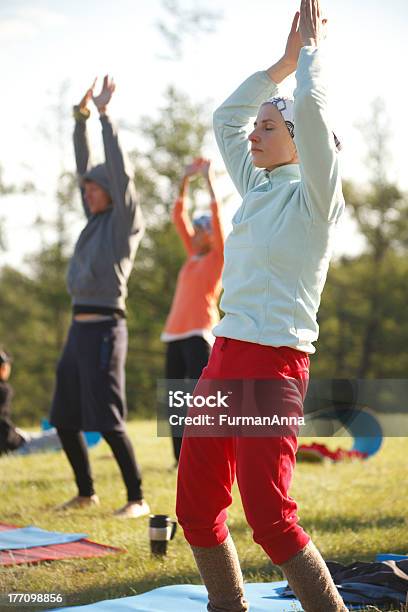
191;535;249;611
280;541;348;612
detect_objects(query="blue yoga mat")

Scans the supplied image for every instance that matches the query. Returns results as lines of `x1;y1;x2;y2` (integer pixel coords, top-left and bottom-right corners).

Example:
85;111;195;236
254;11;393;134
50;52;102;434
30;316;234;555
49;582;302;611
376;553;408;562
47;557;407;611
0;527;87;551
41;419;101;448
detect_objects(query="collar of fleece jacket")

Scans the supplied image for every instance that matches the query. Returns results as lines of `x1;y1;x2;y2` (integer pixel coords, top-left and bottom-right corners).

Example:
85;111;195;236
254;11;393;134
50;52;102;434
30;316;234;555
263;164;300;182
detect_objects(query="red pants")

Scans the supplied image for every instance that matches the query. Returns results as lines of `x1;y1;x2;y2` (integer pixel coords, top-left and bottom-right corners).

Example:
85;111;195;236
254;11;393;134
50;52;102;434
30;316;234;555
176;337;311;565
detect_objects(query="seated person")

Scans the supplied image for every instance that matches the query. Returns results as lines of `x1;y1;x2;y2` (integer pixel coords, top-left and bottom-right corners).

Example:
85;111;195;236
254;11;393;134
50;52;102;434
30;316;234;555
0;350;61;456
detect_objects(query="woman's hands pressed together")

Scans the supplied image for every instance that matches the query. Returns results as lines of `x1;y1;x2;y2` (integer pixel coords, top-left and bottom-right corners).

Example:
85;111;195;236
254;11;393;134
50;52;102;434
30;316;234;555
266;10;302;84
282;11;302;71
299;0;328;48
266;1;327;84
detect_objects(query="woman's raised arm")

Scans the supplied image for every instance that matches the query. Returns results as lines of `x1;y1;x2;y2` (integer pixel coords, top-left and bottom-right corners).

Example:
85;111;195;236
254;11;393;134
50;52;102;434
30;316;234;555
213;13;301;198
73;79;96;218
200;160;224;256
294;0;344;222
172;162;199;256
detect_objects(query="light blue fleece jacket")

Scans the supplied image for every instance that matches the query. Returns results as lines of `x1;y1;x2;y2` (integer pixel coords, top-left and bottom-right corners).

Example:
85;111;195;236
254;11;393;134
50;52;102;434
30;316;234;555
212;47;344;354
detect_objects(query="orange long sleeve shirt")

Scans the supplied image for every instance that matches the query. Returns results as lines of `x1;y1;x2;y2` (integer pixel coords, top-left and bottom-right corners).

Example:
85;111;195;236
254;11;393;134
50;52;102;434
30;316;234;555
162;199;224;344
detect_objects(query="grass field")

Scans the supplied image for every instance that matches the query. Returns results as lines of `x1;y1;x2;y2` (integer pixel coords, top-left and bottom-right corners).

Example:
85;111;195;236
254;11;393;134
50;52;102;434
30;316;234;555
0;421;407;611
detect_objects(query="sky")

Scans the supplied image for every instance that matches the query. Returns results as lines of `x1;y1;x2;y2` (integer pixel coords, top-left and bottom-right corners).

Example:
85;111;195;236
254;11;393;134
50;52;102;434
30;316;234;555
1;0;408;269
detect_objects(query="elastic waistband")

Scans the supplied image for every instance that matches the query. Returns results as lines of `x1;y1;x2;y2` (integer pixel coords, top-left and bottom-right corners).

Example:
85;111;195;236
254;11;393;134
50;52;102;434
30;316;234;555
72;317;126;328
213;336;310;379
73;305;126;319
217;337;309;358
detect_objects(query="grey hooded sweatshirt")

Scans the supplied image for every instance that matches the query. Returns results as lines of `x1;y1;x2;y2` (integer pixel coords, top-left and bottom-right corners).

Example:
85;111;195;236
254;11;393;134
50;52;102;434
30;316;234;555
67;114;145;312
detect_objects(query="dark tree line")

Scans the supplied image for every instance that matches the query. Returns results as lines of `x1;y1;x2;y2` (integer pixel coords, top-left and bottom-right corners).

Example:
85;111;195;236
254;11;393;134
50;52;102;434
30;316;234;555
1;94;407;424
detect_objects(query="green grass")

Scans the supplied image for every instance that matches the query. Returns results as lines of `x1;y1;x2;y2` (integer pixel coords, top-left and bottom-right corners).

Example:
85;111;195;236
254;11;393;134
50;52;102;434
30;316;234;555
0;421;407;611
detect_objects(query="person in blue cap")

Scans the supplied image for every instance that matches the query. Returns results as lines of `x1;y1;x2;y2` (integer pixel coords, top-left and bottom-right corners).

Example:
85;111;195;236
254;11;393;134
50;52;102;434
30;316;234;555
49;76;150;518
162;158;224;463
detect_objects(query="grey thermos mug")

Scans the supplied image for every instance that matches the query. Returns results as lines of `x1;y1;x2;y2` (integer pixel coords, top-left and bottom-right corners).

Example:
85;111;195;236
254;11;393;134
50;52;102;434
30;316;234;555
149;514;177;555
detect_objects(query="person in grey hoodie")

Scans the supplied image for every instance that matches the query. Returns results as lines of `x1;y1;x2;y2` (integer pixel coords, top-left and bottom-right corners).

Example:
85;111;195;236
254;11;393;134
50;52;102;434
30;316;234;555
49;76;150;519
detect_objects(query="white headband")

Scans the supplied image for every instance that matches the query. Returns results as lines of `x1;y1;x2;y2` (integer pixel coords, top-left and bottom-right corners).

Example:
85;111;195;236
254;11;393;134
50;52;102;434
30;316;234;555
264;96;342;151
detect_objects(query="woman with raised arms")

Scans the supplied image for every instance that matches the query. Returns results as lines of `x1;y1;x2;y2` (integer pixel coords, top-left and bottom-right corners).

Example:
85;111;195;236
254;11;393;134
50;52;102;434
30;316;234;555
176;1;347;610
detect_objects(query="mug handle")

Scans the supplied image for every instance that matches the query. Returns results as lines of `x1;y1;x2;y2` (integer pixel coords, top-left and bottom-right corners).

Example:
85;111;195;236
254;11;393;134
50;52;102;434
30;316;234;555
170;520;177;540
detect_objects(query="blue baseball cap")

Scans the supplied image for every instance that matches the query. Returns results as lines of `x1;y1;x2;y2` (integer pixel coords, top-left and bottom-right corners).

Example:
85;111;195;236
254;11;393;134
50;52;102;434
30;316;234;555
193;215;212;232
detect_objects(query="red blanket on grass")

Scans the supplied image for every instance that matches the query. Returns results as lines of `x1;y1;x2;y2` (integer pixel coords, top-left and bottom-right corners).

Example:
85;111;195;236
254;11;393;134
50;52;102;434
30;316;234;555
297;442;367;462
0;523;125;566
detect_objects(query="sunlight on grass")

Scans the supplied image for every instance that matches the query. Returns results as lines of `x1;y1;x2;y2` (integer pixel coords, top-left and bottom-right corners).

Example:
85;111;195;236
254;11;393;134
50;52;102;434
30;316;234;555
1;421;407;611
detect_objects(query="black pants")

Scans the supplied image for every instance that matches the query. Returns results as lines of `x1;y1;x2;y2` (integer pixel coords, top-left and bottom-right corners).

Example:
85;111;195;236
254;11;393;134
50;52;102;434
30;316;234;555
50;319;128;431
57;428;143;501
165;336;211;462
51;319;143;502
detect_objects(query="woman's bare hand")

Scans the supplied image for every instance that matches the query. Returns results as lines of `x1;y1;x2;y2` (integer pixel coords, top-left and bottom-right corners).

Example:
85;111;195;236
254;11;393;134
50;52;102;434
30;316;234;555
266;12;303;84
299;0;328;48
199;159;213;182
184;158;205;178
282;12;302;68
78;78;97;111
92;75;116;114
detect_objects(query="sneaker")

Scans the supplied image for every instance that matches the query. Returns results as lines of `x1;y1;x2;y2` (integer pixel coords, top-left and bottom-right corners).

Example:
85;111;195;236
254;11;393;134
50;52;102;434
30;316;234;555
55;494;100;511
113;499;150;519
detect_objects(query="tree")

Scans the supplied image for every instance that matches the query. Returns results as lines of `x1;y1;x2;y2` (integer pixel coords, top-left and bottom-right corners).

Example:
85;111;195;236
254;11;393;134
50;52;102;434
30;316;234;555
31;81;81;351
312;99;408;380
0;84;81;423
156;0;222;60
0;266;53;423
125;85;213;413
0;163;35;251
131;85;211;217
342;99;408;377
315;251;408;380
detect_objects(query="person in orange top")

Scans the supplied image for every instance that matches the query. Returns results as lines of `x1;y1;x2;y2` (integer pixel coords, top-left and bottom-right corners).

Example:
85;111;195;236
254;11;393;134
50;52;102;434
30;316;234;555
162;158;224;462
